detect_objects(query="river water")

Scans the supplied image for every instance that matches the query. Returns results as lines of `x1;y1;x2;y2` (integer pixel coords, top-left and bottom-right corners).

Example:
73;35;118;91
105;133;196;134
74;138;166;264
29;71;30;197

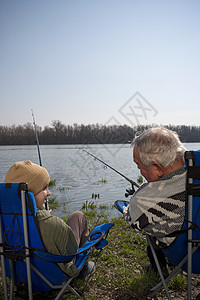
1;143;200;219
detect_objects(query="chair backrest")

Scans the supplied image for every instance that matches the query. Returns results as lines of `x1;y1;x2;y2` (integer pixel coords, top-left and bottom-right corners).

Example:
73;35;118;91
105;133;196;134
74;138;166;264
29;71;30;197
162;150;200;274
0;182;44;249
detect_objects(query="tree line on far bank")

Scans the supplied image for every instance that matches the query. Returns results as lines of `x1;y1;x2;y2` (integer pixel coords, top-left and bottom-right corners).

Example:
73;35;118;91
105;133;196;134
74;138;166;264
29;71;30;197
0;121;200;145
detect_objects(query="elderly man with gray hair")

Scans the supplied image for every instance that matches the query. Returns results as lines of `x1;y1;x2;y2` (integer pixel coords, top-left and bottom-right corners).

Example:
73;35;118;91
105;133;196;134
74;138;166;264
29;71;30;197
123;127;186;276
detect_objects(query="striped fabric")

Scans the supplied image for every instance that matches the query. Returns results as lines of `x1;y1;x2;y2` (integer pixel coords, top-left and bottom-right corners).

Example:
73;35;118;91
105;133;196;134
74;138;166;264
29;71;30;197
124;167;187;247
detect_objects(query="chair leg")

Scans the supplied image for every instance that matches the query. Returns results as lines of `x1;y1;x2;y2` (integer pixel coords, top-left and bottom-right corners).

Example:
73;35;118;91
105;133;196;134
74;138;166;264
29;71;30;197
54;278;82;300
187;195;193;300
0;215;8;300
146;235;171;300
149;262;182;296
8;259;15;300
0;256;8;300
21;189;33;300
9;279;14;300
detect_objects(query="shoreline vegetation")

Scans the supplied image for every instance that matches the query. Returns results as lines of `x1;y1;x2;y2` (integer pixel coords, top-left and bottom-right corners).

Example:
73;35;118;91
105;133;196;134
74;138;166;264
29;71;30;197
1;199;200;299
1;122;200;145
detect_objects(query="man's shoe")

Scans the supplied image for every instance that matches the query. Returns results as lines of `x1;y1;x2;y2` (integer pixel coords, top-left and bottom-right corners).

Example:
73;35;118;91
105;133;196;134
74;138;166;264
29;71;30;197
143;262;169;278
78;261;95;281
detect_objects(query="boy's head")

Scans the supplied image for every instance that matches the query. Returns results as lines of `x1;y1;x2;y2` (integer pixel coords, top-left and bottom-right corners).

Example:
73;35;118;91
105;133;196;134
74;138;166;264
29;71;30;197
5;160;50;196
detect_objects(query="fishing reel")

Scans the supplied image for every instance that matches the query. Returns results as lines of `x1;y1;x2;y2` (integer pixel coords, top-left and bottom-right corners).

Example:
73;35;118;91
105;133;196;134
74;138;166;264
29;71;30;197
125;184;136;198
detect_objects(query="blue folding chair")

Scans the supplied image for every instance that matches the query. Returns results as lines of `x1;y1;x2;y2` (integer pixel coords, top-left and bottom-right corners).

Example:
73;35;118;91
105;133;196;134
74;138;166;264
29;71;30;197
0;182;114;299
115;150;200;300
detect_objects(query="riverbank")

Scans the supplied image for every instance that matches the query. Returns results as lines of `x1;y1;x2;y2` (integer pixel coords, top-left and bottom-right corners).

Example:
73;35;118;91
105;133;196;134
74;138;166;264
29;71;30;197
1;211;200;299
81;214;200;300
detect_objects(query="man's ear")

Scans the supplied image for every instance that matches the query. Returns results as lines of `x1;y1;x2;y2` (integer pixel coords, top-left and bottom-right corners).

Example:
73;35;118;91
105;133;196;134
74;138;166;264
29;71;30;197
152;162;165;177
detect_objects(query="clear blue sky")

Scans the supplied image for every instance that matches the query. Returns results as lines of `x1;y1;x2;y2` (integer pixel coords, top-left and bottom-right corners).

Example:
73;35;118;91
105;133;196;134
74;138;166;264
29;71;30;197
1;0;200;128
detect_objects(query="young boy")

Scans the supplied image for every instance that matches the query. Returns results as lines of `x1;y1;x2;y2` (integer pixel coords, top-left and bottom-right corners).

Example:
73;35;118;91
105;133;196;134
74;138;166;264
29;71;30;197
5;160;94;278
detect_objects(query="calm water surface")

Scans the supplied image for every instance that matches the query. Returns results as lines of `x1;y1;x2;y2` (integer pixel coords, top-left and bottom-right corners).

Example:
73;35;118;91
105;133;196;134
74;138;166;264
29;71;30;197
1;143;200;219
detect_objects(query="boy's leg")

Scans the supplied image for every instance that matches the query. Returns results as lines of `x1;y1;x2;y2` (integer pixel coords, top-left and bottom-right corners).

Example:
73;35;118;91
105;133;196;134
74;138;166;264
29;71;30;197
66;211;89;247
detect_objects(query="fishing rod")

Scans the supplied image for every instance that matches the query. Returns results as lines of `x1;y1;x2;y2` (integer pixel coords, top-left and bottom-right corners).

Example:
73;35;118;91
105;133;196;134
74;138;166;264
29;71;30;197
31;109;49;210
80;148;140;196
31;109;42;166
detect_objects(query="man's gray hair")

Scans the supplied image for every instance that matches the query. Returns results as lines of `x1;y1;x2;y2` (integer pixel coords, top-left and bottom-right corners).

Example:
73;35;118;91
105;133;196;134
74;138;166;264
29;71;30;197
132;127;186;168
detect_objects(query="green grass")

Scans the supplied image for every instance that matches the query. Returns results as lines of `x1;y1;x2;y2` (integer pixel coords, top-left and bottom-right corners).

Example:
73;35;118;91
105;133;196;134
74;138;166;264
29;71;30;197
83;216;188;299
168;274;187;291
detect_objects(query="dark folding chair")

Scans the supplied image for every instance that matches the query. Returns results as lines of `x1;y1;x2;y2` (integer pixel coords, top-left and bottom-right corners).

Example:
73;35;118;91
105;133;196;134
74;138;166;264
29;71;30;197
0;182;114;299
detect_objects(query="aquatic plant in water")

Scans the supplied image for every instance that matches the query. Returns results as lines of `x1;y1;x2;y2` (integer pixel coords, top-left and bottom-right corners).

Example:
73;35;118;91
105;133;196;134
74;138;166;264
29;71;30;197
98;179;107;183
82;200;97;210
92;193;100;199
49;179;56;187
137;176;143;184
48;197;59;210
